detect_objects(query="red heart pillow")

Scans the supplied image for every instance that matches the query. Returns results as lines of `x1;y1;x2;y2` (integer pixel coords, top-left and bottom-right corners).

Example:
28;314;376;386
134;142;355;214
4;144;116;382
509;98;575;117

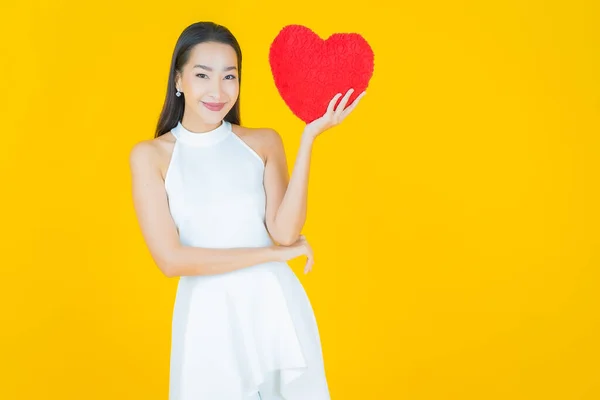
269;25;374;124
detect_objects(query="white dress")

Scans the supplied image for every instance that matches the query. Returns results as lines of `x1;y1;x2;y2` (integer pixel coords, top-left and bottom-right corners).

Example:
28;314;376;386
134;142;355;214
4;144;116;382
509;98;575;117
165;119;330;399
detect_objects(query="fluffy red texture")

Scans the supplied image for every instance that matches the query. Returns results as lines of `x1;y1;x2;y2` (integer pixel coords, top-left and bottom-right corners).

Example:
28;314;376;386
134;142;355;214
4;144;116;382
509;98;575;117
269;25;374;124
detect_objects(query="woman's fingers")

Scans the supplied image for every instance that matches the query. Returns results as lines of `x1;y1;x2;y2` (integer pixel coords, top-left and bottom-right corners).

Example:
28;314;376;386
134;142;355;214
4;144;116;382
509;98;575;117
334;88;355;117
327;93;344;114
303;237;314;274
304;257;313;274
341;91;366;120
304;250;313;274
322;88;366;128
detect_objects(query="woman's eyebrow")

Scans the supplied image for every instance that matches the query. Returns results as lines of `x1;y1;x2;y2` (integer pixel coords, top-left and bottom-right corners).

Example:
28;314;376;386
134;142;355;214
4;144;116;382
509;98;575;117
193;64;237;72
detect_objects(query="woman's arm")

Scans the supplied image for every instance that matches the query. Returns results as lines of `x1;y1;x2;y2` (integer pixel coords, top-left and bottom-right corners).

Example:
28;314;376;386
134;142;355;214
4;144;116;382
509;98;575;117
263;130;314;246
263;89;366;246
167;245;283;277
130;140;290;277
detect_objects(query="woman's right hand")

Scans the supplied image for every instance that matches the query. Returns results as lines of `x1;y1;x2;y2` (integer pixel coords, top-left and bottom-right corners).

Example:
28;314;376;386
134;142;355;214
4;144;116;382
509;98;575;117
275;235;314;274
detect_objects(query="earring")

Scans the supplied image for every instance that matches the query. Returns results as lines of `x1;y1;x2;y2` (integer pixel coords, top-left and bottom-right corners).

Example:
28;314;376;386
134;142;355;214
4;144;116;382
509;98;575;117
176;90;181;97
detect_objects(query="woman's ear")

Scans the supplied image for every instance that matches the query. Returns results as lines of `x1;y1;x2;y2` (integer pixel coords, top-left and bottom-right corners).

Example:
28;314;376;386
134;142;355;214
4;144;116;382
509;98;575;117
175;72;182;92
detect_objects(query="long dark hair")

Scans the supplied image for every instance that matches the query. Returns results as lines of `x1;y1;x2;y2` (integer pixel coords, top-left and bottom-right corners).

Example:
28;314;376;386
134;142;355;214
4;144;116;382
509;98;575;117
155;22;242;138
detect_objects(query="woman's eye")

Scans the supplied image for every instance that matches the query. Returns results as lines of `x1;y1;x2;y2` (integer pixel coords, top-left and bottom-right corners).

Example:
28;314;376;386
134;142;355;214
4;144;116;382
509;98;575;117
195;73;237;80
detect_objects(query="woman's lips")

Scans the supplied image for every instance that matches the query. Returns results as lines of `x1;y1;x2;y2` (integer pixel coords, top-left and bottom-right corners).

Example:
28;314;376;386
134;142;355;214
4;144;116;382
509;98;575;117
202;102;225;112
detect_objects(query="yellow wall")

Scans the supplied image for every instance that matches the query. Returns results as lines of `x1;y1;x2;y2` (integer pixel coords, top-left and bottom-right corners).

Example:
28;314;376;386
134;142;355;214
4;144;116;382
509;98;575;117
1;0;599;398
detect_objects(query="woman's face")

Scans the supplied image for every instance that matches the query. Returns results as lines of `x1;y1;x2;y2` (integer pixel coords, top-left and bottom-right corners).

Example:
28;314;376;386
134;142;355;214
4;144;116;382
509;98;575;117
175;41;239;124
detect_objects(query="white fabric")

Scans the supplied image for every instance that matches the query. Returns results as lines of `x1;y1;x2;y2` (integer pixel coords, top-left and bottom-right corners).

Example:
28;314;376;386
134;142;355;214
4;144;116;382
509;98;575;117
165;119;330;399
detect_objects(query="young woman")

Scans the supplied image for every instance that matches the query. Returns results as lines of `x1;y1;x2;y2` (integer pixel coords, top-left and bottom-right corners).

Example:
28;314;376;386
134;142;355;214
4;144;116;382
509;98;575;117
130;21;365;399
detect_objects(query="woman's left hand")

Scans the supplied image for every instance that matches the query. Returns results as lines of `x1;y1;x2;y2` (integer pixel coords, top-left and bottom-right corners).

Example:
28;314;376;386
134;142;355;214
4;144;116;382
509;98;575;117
302;88;366;140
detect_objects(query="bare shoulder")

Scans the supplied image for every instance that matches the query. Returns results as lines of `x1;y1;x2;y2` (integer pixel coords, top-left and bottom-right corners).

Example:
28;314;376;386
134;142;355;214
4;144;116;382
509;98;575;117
129;132;176;181
230;124;282;164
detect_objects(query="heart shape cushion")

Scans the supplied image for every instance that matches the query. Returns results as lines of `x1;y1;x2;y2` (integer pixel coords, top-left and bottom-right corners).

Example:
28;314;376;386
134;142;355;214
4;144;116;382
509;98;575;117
269;24;374;123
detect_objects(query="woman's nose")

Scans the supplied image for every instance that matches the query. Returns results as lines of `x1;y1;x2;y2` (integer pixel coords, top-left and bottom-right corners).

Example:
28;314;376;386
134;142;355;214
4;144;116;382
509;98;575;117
209;79;224;97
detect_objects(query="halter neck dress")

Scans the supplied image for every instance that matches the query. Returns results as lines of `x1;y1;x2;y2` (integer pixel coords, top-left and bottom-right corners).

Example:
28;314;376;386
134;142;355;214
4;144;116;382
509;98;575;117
165;119;330;399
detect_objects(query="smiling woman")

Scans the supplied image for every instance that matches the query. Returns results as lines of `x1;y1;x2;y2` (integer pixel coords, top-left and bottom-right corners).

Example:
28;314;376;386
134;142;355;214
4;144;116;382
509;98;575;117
129;21;332;400
182;59;238;113
156;36;242;135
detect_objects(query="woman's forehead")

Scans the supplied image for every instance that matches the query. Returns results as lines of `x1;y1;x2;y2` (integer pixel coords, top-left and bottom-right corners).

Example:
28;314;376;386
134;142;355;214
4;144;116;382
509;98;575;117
189;42;236;63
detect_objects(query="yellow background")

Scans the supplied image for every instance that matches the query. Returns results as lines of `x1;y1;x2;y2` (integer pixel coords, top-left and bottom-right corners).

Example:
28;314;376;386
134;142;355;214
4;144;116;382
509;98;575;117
1;0;599;399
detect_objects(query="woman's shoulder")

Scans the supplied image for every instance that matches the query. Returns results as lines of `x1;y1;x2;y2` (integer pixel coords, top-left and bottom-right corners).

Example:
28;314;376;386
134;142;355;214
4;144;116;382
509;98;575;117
129;132;175;180
231;123;281;164
231;123;281;146
133;133;175;160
